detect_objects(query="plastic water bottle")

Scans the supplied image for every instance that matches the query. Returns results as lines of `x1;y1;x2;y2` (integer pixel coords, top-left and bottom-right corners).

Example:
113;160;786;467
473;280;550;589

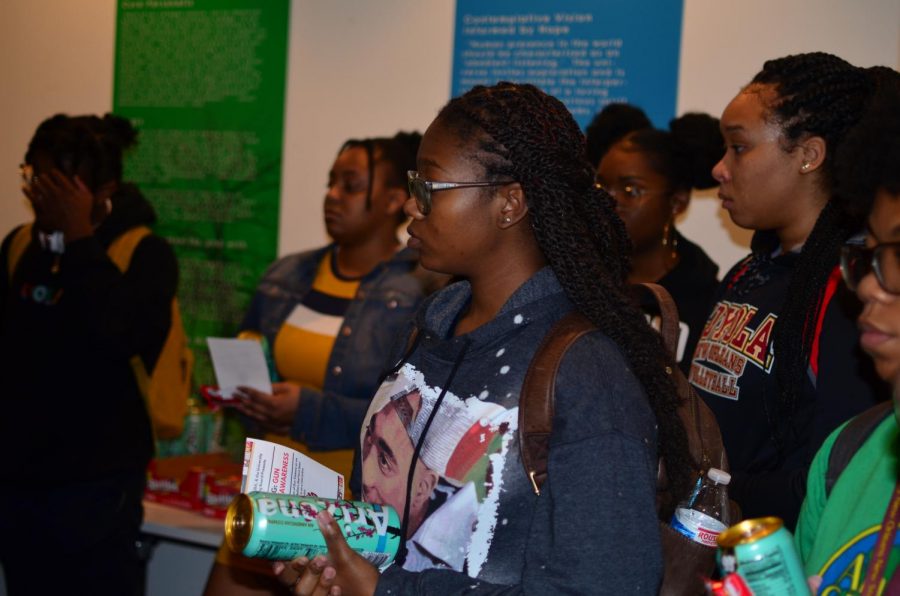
671;467;731;547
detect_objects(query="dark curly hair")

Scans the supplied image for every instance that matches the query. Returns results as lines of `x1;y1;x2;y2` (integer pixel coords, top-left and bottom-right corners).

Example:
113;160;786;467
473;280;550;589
620;112;723;193
341;131;422;221
743;53;880;437
437;82;693;512
584;103;652;167
25;113;138;192
835;67;900;220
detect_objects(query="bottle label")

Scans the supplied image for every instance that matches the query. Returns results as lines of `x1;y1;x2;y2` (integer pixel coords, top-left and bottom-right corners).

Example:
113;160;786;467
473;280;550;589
671;508;727;547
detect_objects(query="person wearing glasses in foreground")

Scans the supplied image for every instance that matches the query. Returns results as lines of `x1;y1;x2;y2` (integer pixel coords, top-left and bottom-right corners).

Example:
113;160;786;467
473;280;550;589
795;85;900;595
272;82;693;594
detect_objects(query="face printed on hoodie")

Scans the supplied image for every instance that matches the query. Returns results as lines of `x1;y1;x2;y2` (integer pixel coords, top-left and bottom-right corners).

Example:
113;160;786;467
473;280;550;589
361;390;438;538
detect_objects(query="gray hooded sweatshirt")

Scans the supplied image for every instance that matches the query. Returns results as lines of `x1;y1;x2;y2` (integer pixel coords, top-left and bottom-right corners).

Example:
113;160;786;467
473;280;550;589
361;267;662;594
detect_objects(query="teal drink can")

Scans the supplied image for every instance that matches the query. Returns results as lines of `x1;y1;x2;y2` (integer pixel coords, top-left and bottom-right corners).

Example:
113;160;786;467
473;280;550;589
225;492;400;568
717;517;808;595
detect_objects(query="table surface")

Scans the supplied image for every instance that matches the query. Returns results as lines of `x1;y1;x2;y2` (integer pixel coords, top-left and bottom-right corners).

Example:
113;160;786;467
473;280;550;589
141;501;225;549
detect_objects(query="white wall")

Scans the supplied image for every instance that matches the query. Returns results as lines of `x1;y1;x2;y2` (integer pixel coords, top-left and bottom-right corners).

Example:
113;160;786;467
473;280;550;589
0;0;117;233
1;0;898;273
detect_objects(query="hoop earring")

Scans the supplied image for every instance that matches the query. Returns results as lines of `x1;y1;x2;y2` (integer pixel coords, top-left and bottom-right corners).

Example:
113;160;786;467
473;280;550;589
662;221;678;261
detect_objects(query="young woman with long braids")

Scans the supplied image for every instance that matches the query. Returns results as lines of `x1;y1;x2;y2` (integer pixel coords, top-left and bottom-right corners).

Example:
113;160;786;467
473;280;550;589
688;52;889;529
272;82;692;594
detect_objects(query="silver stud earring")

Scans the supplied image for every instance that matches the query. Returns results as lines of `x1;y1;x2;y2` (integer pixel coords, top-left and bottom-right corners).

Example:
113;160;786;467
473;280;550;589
503;216;511;223
801;162;811;172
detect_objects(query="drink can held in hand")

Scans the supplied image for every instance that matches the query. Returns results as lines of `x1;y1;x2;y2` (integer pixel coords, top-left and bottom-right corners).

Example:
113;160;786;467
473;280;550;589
717;516;808;595
225;492;400;568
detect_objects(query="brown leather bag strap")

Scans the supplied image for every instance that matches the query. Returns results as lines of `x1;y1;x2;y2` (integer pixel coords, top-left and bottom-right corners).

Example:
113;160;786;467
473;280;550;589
518;311;595;495
635;282;718;469
637;282;680;360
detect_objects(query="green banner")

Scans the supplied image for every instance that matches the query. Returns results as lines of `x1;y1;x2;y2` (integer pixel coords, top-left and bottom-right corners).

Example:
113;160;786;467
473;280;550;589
113;0;290;385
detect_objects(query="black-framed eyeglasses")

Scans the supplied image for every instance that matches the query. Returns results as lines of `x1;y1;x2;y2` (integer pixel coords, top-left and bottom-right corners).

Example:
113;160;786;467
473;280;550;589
840;242;900;294
407;170;514;215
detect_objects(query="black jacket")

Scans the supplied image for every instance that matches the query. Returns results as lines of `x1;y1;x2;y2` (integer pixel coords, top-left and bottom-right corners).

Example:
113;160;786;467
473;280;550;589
688;246;887;527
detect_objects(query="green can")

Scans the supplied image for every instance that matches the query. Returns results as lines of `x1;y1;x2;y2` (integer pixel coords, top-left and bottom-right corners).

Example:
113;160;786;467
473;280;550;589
225;492;401;568
717;517;808;595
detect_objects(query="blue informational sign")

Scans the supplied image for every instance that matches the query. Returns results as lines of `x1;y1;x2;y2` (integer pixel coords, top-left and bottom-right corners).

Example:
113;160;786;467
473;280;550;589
451;0;684;130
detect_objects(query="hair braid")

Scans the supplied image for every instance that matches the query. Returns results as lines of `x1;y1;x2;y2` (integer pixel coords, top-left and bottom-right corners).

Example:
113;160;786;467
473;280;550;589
439;83;693;508
835;67;900;220
773;201;847;419
751;52;873;189
341;131;422;221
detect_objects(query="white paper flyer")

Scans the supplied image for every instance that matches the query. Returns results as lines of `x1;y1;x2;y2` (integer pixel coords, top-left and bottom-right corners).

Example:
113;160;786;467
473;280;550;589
240;438;344;499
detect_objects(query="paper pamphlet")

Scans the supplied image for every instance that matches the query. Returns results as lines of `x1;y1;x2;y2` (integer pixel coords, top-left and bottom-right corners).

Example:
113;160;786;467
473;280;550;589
206;337;273;399
241;438;345;499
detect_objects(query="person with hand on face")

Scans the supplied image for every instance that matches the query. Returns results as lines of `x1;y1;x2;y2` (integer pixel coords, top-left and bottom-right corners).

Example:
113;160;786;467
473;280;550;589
0;114;177;596
688;53;890;530
595;112;723;371
273;82;693;595
204;132;443;596
795;75;900;596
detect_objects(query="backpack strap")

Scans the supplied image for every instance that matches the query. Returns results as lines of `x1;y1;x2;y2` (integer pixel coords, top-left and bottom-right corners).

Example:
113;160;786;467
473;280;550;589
518;311;595;495
6;223;33;282
106;226;152;273
6;224;151;279
106;226;189;440
825;401;893;497
637;282;680;359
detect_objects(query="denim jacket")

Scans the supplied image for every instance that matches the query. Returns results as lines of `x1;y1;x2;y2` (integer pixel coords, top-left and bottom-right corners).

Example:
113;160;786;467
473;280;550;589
241;245;437;449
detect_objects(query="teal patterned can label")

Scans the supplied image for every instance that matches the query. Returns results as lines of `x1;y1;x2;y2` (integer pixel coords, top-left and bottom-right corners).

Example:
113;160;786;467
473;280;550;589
225;492;400;568
717;517;808;595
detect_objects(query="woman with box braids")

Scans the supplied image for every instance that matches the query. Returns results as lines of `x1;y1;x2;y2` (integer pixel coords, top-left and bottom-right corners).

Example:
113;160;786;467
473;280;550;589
690;52;889;528
435;82;693;505
274;82;692;595
754;54;878;420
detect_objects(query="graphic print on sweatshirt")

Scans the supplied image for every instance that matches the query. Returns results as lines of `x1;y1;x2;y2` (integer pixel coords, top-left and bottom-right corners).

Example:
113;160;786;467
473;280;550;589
816;524;900;594
360;363;518;575
689;300;777;401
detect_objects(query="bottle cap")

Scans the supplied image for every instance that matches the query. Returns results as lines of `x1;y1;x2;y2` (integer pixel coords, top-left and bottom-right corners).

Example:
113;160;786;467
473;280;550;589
708;468;731;485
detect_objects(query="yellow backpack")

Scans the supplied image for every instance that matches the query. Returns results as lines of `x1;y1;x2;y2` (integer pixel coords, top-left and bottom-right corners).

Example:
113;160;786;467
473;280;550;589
7;224;192;439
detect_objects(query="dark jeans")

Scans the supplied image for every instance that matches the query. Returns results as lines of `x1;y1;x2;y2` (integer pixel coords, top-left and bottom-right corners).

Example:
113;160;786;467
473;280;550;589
0;470;146;596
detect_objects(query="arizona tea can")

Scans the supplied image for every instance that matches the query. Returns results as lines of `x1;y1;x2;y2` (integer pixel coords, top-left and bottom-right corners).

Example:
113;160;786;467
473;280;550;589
717;516;808;595
225;492;400;568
